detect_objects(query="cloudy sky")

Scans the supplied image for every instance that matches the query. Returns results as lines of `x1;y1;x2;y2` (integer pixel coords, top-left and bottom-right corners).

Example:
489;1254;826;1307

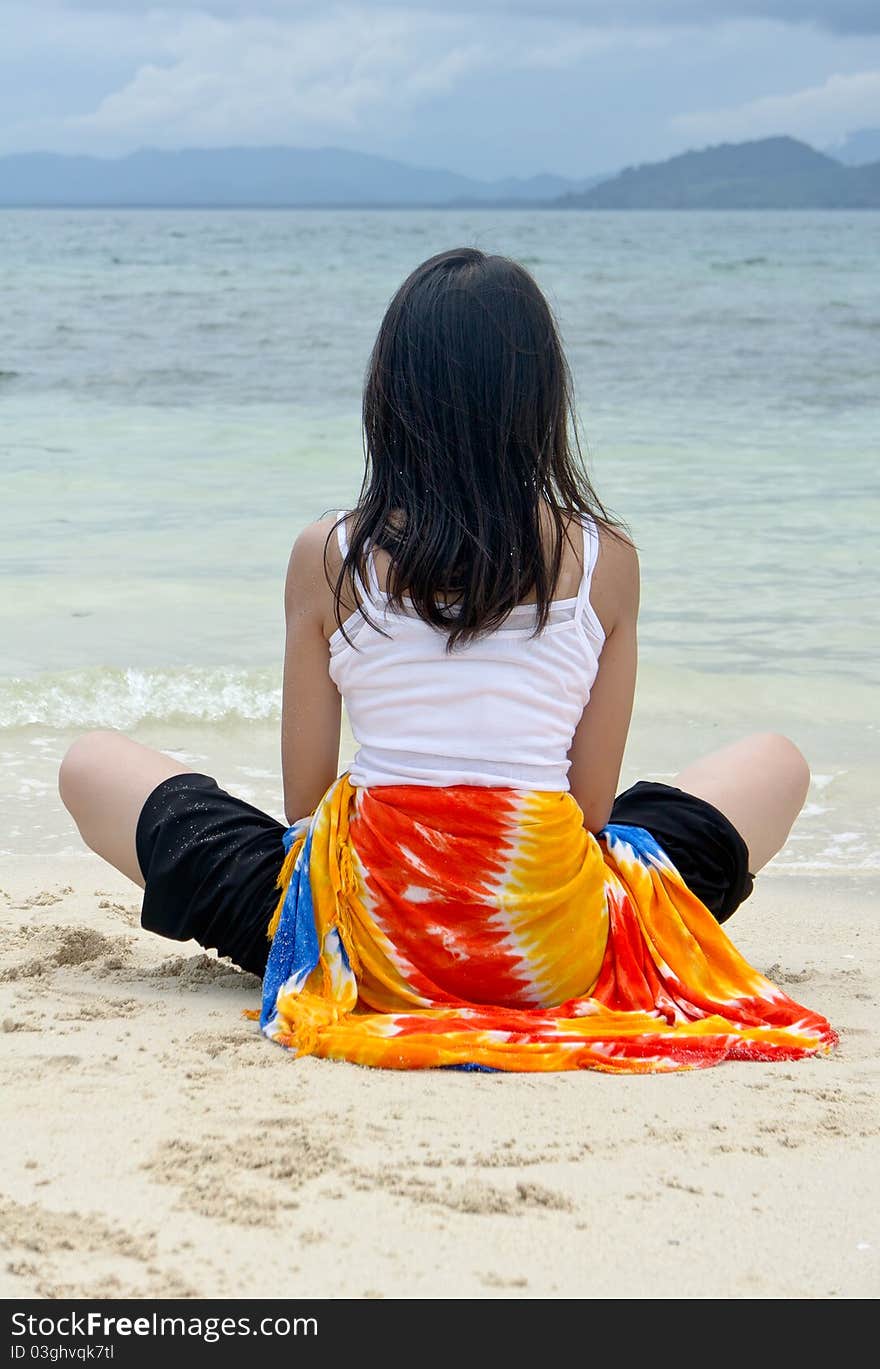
3;1;880;177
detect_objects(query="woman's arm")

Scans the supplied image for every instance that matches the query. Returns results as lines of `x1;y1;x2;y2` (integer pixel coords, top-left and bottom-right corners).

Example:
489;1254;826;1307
280;518;343;824
567;531;640;834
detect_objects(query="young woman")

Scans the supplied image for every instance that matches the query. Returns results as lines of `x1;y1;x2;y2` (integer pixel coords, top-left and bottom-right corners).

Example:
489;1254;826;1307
59;248;835;1072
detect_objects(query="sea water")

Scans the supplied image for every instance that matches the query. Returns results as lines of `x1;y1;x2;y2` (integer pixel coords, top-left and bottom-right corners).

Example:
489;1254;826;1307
2;208;878;868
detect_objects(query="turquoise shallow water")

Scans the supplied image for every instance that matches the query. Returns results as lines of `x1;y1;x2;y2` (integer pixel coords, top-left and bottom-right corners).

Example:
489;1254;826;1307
1;208;878;864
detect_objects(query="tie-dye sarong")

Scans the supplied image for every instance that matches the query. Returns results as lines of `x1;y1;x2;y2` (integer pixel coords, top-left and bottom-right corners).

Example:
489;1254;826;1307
259;776;836;1072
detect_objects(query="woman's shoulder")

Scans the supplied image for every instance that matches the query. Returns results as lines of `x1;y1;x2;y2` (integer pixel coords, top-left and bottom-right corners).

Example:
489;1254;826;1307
588;521;640;638
285;514;356;636
286;514;342;581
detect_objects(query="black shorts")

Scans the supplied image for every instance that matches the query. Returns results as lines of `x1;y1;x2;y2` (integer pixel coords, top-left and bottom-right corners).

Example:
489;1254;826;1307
135;775;754;978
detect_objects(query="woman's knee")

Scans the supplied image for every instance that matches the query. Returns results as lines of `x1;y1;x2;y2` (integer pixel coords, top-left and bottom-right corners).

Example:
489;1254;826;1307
749;731;811;804
58;730;123;814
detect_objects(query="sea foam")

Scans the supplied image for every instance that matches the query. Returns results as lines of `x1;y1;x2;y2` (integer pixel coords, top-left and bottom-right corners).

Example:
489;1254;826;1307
0;666;281;730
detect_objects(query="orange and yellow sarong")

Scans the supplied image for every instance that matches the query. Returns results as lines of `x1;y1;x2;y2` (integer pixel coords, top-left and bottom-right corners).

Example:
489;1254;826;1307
258;776;836;1072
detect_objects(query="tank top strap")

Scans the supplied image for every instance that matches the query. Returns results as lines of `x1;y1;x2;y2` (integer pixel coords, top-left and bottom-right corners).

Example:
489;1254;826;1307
574;514;602;646
575;514;600;614
336;510;383;604
335;510;349;556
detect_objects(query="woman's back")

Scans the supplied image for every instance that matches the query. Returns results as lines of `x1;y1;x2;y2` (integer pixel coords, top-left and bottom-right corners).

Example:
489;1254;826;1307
329;510;606;791
280;247;638;830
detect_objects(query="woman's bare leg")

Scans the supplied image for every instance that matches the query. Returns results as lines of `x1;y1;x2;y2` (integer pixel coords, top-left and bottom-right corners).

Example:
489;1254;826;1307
59;730;191;886
673;731;810;875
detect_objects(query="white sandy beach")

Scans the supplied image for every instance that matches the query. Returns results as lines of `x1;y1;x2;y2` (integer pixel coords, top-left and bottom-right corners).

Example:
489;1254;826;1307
1;849;876;1300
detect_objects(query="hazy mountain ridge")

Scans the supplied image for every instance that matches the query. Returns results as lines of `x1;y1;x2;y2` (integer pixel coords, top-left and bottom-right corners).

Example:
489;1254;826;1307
559;137;880;208
0;146;598;208
1;137;877;208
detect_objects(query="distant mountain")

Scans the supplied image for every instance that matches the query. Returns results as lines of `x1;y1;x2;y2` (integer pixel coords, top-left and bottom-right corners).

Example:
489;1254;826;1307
0;146;601;208
826;128;880;166
6;138;873;210
558;137;880;209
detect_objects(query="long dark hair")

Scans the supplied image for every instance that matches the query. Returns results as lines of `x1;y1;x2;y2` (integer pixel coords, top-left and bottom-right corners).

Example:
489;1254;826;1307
331;246;626;650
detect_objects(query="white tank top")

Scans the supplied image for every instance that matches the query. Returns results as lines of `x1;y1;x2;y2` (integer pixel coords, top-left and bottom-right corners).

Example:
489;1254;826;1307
328;513;605;791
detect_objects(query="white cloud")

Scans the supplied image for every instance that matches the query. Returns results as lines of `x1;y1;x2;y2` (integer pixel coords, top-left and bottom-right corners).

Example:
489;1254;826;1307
27;6;663;152
59;10;487;146
671;68;880;146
